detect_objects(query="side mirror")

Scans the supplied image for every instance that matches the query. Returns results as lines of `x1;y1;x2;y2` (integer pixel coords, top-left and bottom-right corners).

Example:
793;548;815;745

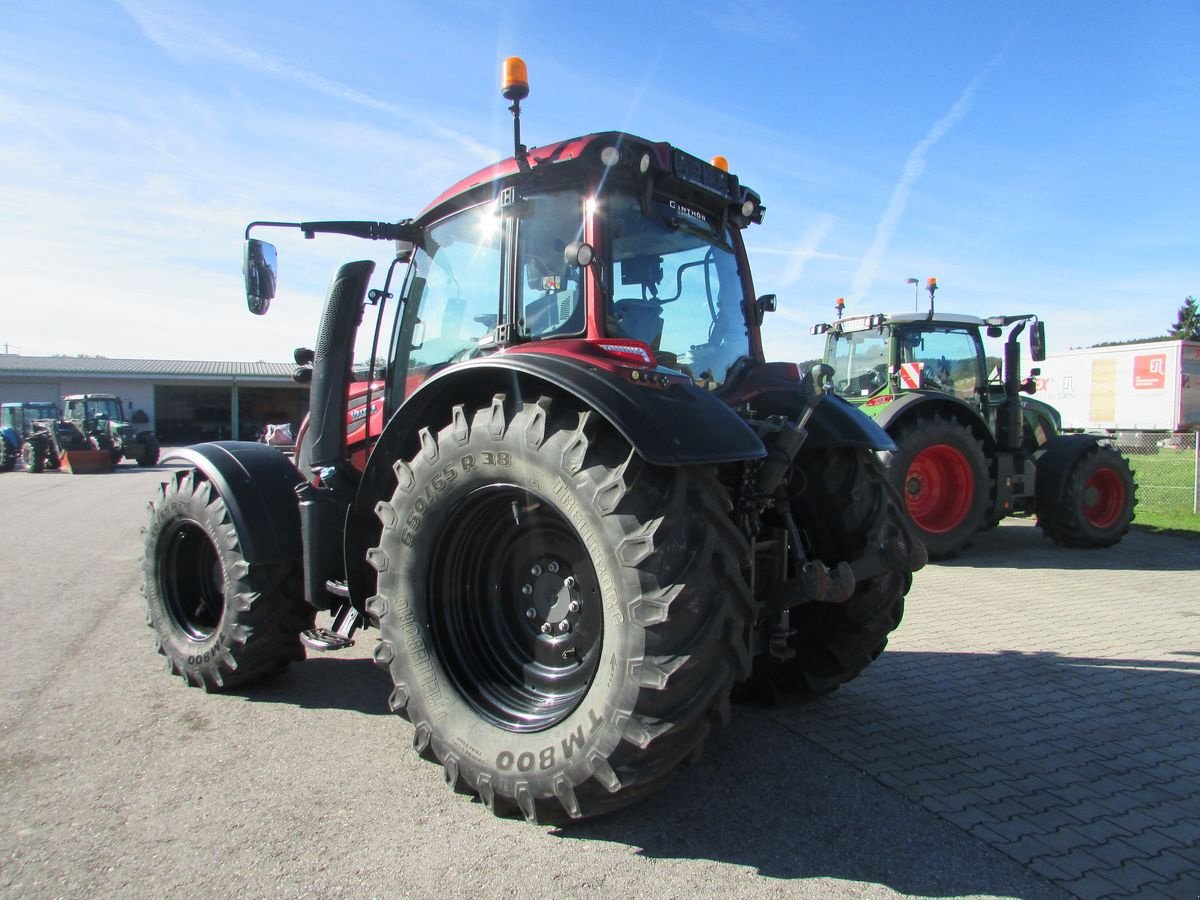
755;294;777;326
1029;320;1046;362
243;239;278;315
563;241;595;268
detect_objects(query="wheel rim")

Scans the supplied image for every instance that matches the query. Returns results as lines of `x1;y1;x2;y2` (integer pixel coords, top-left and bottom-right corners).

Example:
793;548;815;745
429;485;603;733
160;521;225;641
904;443;974;534
1082;467;1125;529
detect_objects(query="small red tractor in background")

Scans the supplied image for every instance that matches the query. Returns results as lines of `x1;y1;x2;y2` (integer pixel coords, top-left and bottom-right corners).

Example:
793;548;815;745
812;279;1137;559
143;59;925;823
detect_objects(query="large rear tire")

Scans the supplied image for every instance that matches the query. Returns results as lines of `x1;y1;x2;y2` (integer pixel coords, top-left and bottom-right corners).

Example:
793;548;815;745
742;447;923;703
1036;444;1136;547
0;438;16;472
143;469;314;691
885;413;988;560
368;394;753;823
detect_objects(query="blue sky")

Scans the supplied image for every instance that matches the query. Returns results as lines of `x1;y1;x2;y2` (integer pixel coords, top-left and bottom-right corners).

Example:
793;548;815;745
2;0;1197;364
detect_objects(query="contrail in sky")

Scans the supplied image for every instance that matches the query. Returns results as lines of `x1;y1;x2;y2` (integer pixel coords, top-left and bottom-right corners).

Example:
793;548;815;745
849;49;1006;302
119;0;497;162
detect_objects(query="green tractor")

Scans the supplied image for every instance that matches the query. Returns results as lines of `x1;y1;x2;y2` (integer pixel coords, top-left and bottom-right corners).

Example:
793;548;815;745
812;282;1136;559
62;394;160;467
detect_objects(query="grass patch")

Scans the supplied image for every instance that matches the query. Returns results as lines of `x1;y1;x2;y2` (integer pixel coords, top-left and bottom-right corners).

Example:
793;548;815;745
1132;511;1200;535
1126;448;1198;519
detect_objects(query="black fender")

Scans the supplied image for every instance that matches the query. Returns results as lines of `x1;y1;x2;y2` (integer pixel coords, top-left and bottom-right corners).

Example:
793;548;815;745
358;352;766;504
161;442;304;564
873;392;996;454
802;392;896;452
1034;433;1102;509
733;384;895;452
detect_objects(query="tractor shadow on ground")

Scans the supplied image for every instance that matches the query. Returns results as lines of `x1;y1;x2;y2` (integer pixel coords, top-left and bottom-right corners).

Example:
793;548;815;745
561;648;1200;898
935;520;1199;572
558;705;1065;899
240;656;392;716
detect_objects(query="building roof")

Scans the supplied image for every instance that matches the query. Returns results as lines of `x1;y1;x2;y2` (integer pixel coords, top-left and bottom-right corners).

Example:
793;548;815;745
0;355;294;378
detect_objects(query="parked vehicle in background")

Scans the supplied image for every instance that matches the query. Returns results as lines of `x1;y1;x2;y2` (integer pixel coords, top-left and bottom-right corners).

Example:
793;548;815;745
1;401;60;471
1036;340;1200;435
62;394;160;466
813;281;1137;559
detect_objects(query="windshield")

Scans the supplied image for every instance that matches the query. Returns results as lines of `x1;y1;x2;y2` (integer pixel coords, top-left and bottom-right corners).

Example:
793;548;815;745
67;397;122;420
605;192;749;388
829;329;891;396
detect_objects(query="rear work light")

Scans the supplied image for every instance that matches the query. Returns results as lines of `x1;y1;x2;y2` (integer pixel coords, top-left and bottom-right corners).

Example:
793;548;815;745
589;339;656;366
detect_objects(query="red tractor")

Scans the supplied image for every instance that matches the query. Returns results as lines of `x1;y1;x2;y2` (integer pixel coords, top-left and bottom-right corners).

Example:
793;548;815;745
143;60;925;823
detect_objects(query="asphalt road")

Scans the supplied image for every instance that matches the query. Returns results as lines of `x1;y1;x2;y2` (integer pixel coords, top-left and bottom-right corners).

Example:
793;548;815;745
0;461;1069;898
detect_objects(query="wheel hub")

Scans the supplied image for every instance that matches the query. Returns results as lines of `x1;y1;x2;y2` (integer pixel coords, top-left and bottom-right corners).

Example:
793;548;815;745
429;485;603;733
523;560;583;638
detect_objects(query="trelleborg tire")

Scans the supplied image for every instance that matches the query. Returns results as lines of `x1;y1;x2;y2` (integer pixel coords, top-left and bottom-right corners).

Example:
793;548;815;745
1036;444;1136;547
885;413;989;560
368;393;753;823
743;447;921;703
143;469;313;691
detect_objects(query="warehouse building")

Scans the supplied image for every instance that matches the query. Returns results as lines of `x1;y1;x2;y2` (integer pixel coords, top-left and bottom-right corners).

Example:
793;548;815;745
0;355;307;443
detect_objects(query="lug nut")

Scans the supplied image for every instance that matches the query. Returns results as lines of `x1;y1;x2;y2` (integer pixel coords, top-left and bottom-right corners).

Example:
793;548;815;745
540;623;552;634
564;576;576;589
521;584;533;596
568;600;580;613
525;608;537;619
547;561;559;574
530;564;542;576
558;621;571;633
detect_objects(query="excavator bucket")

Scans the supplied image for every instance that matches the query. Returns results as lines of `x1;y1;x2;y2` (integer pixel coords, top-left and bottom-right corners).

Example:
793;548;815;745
60;450;114;474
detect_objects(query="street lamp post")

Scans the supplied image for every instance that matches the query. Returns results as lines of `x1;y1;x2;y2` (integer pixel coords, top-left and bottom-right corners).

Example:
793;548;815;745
906;277;919;311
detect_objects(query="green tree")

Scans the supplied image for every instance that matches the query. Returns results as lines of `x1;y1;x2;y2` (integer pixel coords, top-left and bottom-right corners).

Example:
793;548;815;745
1169;295;1200;340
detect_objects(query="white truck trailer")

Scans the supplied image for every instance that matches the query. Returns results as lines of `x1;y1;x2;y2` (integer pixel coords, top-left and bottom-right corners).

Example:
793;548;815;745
1037;340;1200;432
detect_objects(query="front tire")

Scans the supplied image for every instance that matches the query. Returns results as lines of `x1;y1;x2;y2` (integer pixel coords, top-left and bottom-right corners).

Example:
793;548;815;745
743;447;923;703
369;394;753;823
143;469;313;690
1037;444;1136;547
885;414;988;560
22;438;45;473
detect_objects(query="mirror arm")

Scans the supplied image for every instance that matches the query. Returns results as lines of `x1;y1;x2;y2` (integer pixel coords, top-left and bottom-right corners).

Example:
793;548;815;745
245;220;420;242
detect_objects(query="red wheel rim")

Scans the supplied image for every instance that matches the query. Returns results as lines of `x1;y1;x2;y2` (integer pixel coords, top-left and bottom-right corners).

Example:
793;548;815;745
904;443;973;534
1082;467;1125;529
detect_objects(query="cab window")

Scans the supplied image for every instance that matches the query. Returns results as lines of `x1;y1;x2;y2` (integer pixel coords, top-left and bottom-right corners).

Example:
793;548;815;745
899;327;982;401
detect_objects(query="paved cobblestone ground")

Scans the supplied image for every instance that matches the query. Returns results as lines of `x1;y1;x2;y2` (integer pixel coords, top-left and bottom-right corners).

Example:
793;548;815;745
774;520;1200;900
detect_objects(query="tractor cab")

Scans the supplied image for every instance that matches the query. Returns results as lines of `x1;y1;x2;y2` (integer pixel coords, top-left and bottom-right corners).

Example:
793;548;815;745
816;311;991;410
1;401;60;435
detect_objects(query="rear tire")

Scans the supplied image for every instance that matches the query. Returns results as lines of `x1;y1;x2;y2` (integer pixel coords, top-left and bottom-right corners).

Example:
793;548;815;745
742;447;923;703
143;469;313;691
885;414;988;560
1037;444;1136;547
368;394;752;823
